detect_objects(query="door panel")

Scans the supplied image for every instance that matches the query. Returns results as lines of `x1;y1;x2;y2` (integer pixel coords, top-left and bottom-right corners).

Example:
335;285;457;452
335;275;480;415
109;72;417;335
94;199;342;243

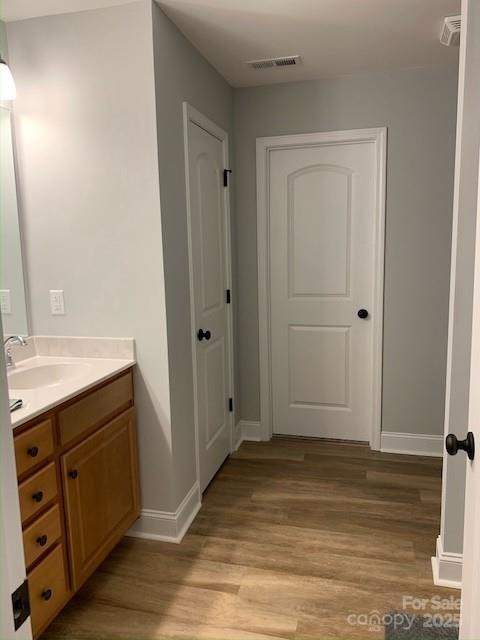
205;338;227;446
187;119;231;492
198;154;223;312
289;325;349;408
61;409;139;590
270;139;379;441
289;167;351;297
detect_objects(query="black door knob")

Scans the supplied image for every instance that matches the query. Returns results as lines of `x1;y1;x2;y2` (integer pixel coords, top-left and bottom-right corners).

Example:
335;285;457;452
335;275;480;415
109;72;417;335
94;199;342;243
446;432;475;460
197;329;211;341
357;309;369;319
41;589;52;602
68;470;78;479
32;491;44;503
27;446;39;458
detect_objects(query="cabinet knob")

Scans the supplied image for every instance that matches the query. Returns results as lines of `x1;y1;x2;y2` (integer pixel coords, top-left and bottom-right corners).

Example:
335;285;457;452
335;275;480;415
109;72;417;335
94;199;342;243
36;535;48;547
32;491;44;503
41;589;52;602
27;446;39;458
68;470;78;479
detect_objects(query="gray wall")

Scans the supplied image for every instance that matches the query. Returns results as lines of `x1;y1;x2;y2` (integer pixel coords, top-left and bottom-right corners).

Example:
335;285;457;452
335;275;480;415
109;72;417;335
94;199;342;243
6;0;235;517
150;4;234;503
234;65;458;435
7;2;176;511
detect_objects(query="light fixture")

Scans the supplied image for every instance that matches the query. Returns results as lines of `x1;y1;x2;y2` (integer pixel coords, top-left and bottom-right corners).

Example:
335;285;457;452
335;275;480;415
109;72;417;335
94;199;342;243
0;58;16;100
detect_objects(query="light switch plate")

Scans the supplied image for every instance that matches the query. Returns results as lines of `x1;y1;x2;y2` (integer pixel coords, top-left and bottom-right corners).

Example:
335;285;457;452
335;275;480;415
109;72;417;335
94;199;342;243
50;290;65;315
0;290;12;314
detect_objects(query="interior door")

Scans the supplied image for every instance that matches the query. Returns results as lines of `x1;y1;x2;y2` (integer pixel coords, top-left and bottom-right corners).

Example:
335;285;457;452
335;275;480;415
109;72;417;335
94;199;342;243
269;137;380;441
187;117;231;492
460;158;480;639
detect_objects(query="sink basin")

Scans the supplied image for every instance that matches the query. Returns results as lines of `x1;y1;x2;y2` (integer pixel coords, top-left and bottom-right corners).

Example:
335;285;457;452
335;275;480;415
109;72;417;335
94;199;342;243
8;363;92;390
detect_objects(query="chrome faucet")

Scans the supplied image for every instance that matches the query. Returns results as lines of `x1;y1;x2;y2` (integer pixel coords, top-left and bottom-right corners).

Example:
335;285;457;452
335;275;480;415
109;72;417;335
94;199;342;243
4;335;27;368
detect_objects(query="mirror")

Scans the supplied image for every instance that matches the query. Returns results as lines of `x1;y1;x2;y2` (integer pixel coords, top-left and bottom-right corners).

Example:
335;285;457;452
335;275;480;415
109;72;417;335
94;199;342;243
0;106;29;336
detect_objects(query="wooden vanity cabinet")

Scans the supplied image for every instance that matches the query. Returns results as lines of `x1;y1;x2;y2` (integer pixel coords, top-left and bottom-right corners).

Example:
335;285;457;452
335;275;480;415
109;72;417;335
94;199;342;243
13;369;139;638
62;408;139;590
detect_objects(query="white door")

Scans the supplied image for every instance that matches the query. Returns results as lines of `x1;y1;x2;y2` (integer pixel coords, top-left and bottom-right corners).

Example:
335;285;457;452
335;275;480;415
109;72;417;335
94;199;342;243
460;157;480;638
0;311;32;640
185;109;232;492
268;131;385;441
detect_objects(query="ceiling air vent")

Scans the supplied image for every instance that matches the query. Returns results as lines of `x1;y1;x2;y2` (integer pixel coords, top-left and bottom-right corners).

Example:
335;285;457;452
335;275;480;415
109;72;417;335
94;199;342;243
440;15;461;46
246;55;301;70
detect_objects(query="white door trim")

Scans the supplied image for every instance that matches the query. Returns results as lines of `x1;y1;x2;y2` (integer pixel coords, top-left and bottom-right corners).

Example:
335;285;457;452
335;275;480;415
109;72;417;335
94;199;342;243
256;128;387;447
182;102;235;492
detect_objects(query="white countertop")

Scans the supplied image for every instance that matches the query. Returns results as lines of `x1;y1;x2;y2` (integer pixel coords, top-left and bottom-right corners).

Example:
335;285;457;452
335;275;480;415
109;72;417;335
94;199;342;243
8;355;135;429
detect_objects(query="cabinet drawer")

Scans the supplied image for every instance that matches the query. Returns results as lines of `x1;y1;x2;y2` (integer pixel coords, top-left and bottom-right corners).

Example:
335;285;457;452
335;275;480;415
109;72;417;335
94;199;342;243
19;463;57;524
14;419;54;477
28;544;68;638
58;372;133;446
23;505;62;569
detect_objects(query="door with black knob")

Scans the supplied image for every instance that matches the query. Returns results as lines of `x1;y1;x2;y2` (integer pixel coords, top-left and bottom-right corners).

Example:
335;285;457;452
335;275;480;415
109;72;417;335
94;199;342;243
460;77;480;633
185;106;233;492
61;409;139;590
267;130;384;442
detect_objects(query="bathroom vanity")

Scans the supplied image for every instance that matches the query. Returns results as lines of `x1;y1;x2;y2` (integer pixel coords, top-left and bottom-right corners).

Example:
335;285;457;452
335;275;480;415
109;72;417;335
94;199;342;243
10;339;139;638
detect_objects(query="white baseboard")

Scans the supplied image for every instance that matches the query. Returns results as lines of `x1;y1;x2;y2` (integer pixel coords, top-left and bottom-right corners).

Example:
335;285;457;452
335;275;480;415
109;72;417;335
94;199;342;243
380;431;443;457
126;482;201;544
237;420;269;443
431;536;462;589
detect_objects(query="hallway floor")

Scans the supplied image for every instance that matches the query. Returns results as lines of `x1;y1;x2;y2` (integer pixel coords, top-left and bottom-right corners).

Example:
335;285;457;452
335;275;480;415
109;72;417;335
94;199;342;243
44;438;458;639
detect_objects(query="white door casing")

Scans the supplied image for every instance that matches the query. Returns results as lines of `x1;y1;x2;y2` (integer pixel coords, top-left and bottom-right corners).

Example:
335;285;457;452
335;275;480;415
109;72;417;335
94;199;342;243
183;103;234;493
459;152;480;639
257;129;386;445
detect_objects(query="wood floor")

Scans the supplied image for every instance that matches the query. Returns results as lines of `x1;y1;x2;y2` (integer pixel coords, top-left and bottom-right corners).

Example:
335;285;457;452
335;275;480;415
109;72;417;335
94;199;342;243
44;438;458;640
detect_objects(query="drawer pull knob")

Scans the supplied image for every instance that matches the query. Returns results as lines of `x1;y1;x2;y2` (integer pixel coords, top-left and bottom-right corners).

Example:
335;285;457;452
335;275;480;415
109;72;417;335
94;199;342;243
68;469;78;479
41;589;52;601
32;491;44;503
27;446;39;458
36;535;48;547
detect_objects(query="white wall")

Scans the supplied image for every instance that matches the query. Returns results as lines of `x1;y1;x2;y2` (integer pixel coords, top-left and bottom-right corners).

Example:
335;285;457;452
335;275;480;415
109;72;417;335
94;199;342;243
233;65;459;436
7;1;176;511
151;4;234;504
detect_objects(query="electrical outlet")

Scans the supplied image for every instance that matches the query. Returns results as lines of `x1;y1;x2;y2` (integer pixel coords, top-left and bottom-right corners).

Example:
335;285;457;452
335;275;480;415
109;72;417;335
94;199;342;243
0;290;11;314
50;290;65;315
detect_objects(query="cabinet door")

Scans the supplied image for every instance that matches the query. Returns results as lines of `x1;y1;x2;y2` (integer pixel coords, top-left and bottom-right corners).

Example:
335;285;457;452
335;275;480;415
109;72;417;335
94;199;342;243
61;408;139;590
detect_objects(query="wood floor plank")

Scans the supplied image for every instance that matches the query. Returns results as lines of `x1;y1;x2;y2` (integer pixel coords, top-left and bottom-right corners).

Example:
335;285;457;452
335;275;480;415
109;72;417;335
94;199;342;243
43;437;458;640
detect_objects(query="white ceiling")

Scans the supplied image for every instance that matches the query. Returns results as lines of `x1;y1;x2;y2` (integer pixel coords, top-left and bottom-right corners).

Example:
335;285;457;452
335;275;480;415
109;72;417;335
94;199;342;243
1;0;460;87
0;0;140;23
157;0;461;87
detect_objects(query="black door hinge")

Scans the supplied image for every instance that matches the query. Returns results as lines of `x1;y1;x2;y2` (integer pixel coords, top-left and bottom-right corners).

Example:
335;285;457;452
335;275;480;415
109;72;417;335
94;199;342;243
12;580;30;631
229;398;233;412
223;169;232;187
226;289;231;304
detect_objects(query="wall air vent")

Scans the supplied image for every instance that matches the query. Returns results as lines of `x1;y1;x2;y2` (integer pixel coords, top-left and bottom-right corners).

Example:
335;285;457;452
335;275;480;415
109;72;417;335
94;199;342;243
246;55;301;70
440;15;461;46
